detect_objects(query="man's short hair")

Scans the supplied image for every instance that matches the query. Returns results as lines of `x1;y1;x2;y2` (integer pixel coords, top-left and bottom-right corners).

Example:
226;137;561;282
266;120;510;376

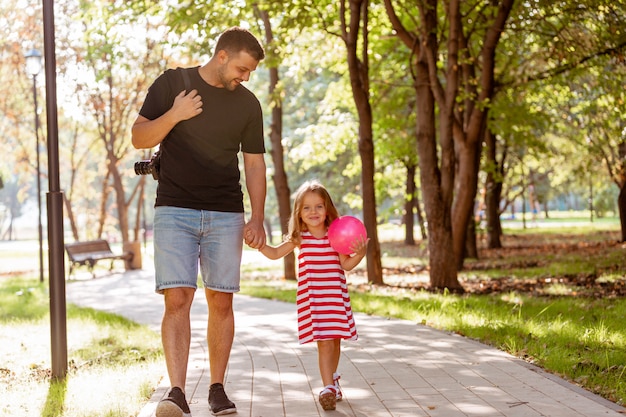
215;27;265;61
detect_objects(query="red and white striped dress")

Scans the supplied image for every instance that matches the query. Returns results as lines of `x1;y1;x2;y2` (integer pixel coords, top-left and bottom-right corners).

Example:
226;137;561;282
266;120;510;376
296;231;358;344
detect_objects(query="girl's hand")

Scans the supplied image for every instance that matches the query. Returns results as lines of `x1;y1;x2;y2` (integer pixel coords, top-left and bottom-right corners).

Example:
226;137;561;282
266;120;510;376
339;235;369;271
349;235;369;257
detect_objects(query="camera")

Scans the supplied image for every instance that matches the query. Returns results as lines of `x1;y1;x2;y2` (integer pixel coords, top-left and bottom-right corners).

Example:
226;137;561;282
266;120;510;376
134;151;160;180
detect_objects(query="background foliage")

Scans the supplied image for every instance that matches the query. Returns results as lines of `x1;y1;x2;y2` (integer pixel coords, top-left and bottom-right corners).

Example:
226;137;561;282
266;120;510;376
0;0;624;271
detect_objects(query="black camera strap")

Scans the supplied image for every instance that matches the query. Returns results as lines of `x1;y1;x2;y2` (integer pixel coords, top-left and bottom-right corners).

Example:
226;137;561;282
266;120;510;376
162;68;192;144
181;67;191;92
136;68;193;181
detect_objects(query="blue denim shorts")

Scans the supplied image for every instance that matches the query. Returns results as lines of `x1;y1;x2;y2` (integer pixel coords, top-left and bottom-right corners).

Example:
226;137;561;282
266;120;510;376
153;206;244;294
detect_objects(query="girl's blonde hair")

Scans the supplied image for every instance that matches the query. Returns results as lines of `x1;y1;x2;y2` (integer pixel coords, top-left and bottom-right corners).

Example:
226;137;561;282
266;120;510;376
286;180;339;246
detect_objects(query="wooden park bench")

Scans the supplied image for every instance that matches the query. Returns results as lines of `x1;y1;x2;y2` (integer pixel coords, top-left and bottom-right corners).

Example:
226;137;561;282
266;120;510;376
65;239;133;278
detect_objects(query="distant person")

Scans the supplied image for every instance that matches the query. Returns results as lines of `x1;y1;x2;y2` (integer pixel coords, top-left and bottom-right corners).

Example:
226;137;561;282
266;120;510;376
131;27;267;417
251;180;368;411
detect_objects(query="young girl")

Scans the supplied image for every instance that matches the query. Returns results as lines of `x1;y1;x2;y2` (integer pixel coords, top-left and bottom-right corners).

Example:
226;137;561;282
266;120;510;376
255;180;368;411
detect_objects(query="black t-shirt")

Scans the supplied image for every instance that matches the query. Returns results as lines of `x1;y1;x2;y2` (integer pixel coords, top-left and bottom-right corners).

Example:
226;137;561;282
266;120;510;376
139;66;265;212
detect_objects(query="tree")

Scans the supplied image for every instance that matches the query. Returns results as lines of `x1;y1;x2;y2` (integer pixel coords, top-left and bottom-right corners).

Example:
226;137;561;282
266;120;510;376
486;0;626;245
332;0;384;284
369;17;426;243
70;0;169;247
567;62;626;240
384;0;514;291
485;83;555;245
255;5;297;279
0;0;45;241
259;1;385;282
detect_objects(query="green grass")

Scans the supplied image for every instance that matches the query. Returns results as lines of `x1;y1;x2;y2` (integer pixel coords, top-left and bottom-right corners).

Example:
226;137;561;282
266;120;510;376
462;247;624;282
0;276;163;417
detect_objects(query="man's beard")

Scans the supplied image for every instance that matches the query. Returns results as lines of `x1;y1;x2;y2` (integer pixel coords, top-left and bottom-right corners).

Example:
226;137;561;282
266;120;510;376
217;65;239;91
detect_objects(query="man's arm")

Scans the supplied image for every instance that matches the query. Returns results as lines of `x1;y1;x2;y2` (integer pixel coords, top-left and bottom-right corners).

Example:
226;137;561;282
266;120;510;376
131;89;203;149
243;152;267;249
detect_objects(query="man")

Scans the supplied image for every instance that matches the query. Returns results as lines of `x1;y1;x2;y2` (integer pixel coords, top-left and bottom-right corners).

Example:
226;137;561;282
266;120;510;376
132;27;267;417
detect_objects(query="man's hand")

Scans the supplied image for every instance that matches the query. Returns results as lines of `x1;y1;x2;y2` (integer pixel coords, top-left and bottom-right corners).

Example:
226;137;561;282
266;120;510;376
131;89;203;150
171;89;203;122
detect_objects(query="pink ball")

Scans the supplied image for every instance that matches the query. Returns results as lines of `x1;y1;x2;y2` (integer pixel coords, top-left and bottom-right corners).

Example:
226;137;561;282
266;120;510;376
328;216;367;255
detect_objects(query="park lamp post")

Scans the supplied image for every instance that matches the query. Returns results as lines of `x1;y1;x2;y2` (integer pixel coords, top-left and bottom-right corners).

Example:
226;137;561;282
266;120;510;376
25;48;44;284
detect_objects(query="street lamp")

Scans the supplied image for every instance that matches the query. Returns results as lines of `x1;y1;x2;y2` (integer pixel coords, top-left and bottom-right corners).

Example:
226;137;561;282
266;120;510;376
25;48;44;283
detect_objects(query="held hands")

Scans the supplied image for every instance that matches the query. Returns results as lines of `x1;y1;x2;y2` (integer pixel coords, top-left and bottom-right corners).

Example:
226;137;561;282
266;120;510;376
171;89;203;122
243;219;266;250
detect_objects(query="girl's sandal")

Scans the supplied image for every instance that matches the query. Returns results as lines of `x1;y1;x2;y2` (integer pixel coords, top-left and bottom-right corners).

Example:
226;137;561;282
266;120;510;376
333;372;343;401
319;385;337;411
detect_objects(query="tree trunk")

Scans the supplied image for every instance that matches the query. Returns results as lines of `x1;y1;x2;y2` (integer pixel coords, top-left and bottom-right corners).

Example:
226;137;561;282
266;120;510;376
260;9;296;280
415;59;462;292
452;140;481;269
385;0;461;291
617;181;626;242
484;129;502;248
465;218;478;259
109;153;130;244
63;193;79;241
404;164;416;245
98;170;111;240
264;219;273;244
486;177;503;248
450;0;512;269
358;120;383;284
415;190;427;241
342;0;383;284
133;177;145;242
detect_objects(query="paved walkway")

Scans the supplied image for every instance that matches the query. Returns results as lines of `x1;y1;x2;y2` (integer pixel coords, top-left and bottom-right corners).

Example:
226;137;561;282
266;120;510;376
65;268;625;417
